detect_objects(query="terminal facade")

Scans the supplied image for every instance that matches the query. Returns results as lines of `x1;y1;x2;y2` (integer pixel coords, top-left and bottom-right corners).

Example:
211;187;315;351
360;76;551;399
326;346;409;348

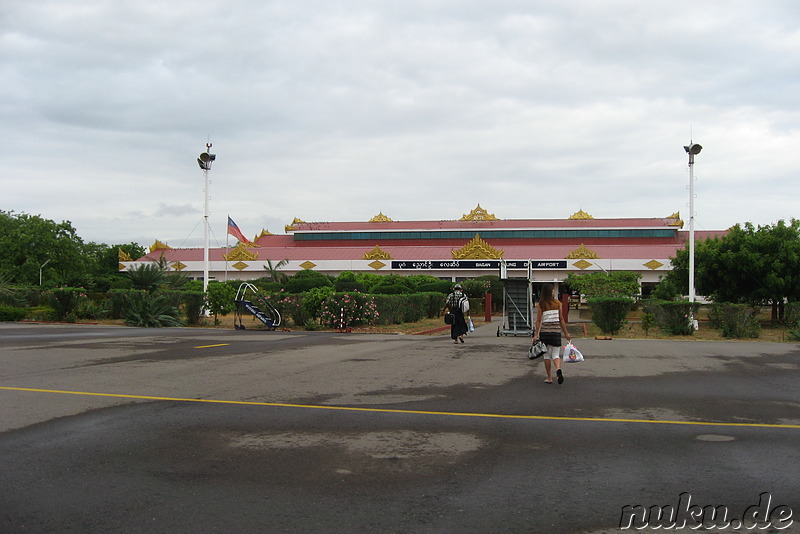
120;205;722;295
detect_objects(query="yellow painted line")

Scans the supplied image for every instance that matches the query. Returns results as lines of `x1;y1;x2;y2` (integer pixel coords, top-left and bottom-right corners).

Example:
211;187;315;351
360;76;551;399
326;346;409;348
194;343;230;349
1;386;798;430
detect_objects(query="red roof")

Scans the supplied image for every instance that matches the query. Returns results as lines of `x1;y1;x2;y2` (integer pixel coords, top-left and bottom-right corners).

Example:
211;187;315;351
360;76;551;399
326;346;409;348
137;242;685;263
289;217;682;233
133;217;716;264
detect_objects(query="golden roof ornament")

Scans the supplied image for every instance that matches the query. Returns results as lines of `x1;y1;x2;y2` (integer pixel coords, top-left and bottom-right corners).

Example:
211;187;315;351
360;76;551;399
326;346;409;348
223;242;258;261
362;245;393;260
568;210;594;220
459;204;498;221
369;212;393;223
118;248;132;261
565;244;600;259
149;240;171;253
284;217;306;233
667;212;684;227
254;229;273;240
452;234;504;259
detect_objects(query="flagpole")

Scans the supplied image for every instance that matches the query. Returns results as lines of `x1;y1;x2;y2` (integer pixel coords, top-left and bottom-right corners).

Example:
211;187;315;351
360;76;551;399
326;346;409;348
225;214;229;281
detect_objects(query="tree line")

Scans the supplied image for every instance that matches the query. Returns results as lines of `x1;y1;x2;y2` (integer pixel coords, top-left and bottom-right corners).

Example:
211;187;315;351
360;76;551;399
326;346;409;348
0;210;144;290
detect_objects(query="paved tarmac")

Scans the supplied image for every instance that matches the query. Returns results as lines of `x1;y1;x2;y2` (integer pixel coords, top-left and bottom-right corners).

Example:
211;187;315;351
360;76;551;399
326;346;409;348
0;321;798;533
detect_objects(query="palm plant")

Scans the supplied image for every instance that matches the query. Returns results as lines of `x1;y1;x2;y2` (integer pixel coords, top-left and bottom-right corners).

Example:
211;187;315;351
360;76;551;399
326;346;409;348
0;272;17;306
264;259;289;284
124;293;182;327
127;263;165;292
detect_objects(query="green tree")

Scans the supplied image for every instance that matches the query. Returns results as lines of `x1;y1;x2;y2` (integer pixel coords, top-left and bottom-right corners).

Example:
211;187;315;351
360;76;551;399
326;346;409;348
87;242;147;283
564;271;641;299
666;219;800;321
0;211;88;286
205;281;237;324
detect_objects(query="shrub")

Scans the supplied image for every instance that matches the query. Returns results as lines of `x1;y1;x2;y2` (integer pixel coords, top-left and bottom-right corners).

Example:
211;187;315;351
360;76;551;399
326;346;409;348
785;302;800;327
107;289;144;319
319;292;379;327
285;270;333;293
419;291;448;318
302;286;335;319
370;275;414;295
644;299;699;335
250;279;283;294
274;292;308;326
415;280;452;294
160;290;205;326
650;277;681;301
641;310;656;336
206;281;237;324
0;306;27;322
588;296;633;334
25;306;54;321
181;291;205;326
124;293;182;327
76;298;108;320
48;287;87;322
334;271;366;293
708;303;761;338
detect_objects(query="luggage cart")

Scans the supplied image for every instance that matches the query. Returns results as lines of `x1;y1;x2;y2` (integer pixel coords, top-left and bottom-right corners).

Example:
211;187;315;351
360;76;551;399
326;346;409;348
496;259;534;336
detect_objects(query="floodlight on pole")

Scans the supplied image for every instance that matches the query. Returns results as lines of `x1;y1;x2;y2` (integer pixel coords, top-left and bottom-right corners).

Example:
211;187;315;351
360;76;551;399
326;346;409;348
684;141;701;330
199;143;216;296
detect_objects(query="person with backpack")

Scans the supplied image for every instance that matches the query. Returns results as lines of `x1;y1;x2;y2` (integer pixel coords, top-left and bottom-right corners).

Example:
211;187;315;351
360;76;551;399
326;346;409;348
443;284;469;344
532;283;571;384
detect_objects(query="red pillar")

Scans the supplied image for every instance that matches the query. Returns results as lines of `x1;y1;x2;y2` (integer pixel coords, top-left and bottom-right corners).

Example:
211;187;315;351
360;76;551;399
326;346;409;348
484;292;492;322
560;293;570;323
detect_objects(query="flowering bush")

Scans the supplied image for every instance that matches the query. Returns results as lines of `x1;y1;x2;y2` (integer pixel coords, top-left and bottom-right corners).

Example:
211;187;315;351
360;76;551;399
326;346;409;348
319;292;379;327
48;287;88;322
274;291;308;326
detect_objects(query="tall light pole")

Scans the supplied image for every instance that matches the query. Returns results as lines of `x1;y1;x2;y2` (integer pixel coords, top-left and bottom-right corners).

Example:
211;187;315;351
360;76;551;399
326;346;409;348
39;259;50;286
684;141;702;328
198;143;216;295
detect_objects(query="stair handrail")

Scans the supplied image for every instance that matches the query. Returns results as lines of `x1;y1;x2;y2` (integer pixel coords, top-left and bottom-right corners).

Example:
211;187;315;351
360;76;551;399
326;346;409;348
234;282;281;327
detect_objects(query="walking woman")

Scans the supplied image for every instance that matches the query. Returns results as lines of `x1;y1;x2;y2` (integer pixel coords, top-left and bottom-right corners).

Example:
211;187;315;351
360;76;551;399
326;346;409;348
444;284;469;344
532;284;571;384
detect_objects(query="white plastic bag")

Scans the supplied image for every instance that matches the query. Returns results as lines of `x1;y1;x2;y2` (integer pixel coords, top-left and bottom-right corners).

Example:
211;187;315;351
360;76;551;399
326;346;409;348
563;342;584;362
468;317;475;332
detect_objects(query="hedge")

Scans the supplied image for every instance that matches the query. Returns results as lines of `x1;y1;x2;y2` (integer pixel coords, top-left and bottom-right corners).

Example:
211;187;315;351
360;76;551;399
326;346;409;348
643;299;700;336
708;303;761;338
0;306;27;322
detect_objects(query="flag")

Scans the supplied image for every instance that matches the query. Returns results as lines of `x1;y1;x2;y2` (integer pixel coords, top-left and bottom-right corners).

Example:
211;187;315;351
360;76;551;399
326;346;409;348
227;216;251;244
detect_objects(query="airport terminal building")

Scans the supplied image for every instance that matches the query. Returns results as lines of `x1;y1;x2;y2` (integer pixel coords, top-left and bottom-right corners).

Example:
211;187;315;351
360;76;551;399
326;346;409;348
120;205;721;294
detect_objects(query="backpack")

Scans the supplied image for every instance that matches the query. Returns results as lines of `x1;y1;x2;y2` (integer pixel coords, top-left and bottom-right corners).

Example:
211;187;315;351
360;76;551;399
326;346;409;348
448;292;463;311
460;296;469;313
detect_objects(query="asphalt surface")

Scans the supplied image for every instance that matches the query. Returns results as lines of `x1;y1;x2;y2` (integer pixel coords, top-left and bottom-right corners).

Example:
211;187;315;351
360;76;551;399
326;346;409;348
0;321;798;533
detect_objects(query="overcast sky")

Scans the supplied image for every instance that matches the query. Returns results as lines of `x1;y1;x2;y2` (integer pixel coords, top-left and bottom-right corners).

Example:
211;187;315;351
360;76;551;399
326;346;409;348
2;0;798;248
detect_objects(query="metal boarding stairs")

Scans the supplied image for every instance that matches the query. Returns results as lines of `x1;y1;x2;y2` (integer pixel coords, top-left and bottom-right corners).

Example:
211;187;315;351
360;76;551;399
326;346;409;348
497;259;534;337
233;283;281;330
